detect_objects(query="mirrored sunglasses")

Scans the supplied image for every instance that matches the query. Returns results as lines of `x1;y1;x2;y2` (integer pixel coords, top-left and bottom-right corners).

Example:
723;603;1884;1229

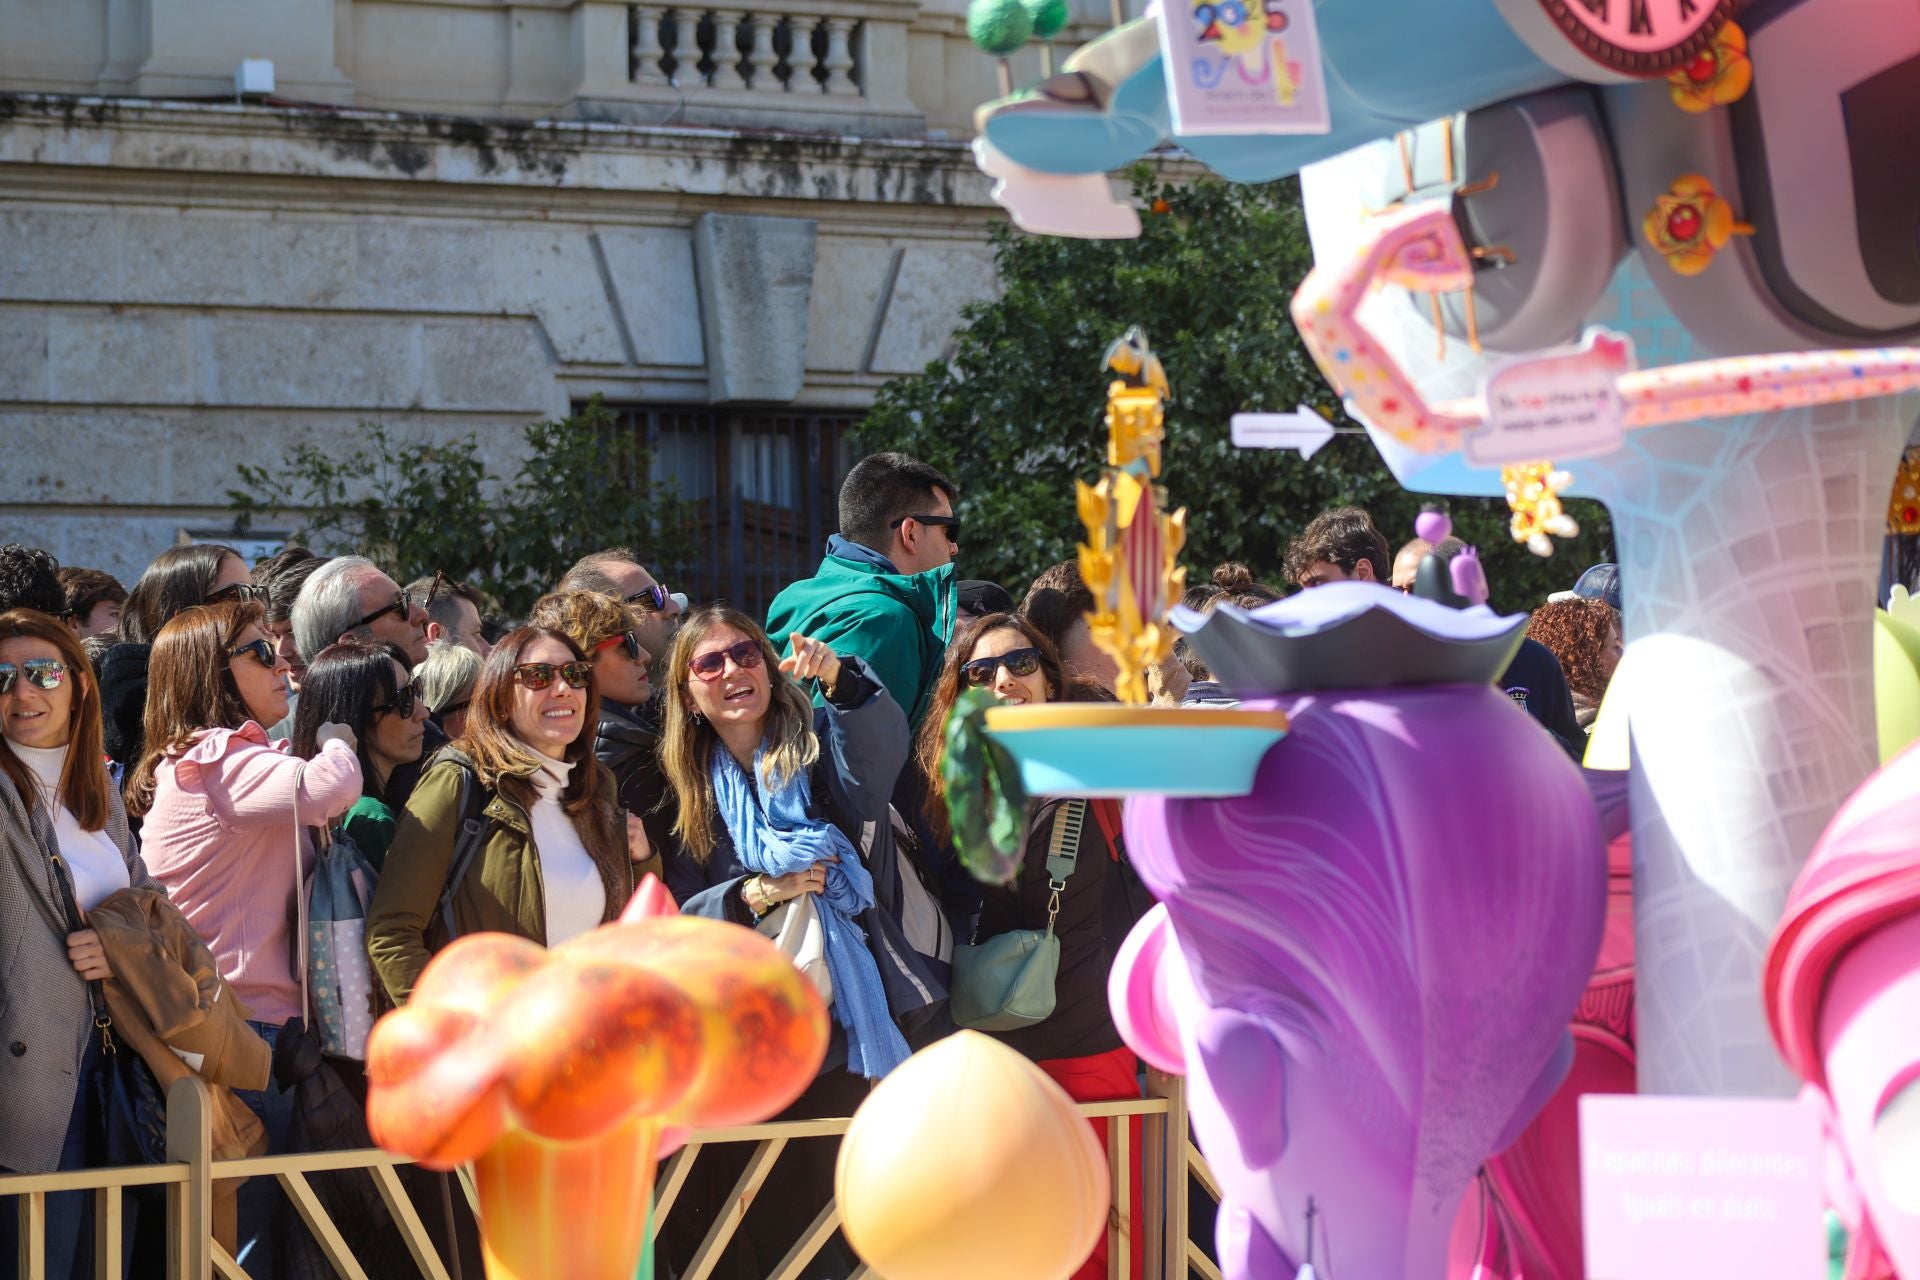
627;585;670;612
0;658;68;695
688;639;763;681
514;661;592;691
962;647;1043;688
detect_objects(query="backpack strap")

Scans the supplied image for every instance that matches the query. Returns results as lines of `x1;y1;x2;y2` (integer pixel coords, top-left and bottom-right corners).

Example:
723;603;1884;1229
433;764;490;944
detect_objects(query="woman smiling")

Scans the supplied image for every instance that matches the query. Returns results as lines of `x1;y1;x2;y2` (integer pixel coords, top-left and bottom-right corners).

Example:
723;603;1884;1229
367;627;632;1005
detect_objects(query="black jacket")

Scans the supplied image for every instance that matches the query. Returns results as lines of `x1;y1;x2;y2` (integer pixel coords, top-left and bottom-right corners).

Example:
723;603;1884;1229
663;657;948;1072
976;797;1153;1063
100;642;152;769
1501;638;1586;762
594;697;674;861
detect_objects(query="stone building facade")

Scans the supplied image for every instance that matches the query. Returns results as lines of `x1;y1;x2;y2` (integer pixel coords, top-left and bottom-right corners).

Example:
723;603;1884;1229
0;0;1106;602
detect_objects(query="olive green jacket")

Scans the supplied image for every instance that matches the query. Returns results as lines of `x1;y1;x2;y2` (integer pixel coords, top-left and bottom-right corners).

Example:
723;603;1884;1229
367;751;633;1004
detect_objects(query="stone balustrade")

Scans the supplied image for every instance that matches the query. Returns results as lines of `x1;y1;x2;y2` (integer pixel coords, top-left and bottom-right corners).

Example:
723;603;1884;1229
634;7;864;97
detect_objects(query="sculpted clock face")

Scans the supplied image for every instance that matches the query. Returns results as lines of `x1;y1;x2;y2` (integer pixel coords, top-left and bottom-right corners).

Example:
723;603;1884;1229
1534;0;1732;75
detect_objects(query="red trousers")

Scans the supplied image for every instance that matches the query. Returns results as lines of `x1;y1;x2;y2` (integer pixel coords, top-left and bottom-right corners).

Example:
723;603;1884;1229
1038;1046;1146;1280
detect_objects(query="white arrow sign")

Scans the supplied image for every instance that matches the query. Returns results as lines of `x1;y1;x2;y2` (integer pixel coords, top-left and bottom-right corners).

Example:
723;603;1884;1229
1231;406;1337;459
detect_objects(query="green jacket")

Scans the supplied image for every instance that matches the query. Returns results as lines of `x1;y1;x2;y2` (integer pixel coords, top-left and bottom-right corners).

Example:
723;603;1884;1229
366;752;632;1004
765;545;956;728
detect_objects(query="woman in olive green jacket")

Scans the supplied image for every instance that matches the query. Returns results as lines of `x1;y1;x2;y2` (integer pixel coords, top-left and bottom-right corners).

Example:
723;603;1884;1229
367;626;634;1004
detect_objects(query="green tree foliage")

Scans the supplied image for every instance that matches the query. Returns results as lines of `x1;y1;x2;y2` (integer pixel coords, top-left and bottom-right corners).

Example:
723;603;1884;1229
229;402;690;617
857;169;1613;611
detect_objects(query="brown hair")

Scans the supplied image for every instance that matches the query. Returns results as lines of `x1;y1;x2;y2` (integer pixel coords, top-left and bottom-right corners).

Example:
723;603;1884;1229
526;590;641;658
1284;507;1391;585
1526;598;1621;703
126;601;266;816
57;567;127;622
913;612;1073;847
1019;560;1094;653
659;606;818;863
455;627;622;867
0;609;112;831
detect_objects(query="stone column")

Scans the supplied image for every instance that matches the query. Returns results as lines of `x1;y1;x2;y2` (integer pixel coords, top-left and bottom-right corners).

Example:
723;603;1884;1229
745;16;779;90
632;5;666;84
822;18;858;96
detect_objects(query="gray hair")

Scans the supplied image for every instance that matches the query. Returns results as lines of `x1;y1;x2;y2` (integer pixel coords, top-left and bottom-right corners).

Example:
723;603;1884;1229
292;555;382;664
555;565;625;599
414;639;482;716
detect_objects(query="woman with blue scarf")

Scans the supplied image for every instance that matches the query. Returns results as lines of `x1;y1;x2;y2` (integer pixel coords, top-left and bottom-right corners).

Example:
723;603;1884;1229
657;605;945;1278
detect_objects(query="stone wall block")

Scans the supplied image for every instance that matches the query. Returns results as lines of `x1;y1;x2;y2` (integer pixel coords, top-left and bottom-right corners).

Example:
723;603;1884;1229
118;213;357;307
0;309;50;402
421;320;557;413
806;238;897;374
867;245;995;374
493;229;629;365
355;223;496;312
200;315;422;408
0;209;118;302
596;228;706;368
48;312;195;404
693;213;816;404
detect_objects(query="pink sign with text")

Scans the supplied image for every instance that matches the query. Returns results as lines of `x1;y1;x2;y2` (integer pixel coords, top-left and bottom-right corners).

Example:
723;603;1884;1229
1579;1093;1826;1280
1155;0;1329;136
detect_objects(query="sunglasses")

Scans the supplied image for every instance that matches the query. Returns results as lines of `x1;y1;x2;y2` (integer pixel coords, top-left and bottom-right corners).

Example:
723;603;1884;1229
888;513;961;544
375;683;419;719
688;639;763;682
627;585;670;612
207;582;268;606
0;658;68;695
354;589;417;631
423;570;448;611
437;698;470;718
961;647;1043;688
514;661;592;691
228;638;278;670
597;631;645;662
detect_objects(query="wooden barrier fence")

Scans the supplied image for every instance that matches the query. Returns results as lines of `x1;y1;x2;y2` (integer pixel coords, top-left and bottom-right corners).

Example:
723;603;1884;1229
3;1069;1220;1280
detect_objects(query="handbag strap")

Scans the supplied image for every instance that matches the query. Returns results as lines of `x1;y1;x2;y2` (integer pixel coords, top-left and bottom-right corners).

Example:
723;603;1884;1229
292;763;311;1026
1041;799;1086;935
1089;799;1123;862
48;850;116;1055
434;764;489;943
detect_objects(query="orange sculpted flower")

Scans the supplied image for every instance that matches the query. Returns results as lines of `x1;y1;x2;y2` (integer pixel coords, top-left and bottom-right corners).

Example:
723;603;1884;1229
1667;20;1752;114
1642;174;1754;276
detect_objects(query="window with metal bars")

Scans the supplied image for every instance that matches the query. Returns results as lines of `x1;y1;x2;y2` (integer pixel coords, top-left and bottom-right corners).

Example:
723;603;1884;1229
595;405;860;621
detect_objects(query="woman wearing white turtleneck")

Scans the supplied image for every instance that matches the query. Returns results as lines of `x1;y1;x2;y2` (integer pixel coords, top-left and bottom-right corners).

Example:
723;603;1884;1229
370;627;634;1003
1;609;157;1280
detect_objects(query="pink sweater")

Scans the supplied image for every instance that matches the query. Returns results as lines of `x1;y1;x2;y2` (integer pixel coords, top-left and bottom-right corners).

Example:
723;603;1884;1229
141;723;361;1026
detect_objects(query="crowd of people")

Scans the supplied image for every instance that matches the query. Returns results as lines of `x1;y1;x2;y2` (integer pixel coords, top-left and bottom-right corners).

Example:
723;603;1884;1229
0;453;1623;1280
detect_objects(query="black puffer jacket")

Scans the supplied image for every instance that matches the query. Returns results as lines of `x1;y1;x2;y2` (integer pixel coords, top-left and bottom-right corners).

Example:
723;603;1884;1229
594;696;673;862
100;642;152;769
975;797;1153;1063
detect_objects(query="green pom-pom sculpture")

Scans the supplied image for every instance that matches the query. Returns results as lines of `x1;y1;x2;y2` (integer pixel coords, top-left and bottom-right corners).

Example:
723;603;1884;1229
1021;0;1071;42
967;0;1033;57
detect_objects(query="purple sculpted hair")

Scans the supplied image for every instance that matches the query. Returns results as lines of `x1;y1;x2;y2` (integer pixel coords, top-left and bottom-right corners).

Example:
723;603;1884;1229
1122;683;1606;1277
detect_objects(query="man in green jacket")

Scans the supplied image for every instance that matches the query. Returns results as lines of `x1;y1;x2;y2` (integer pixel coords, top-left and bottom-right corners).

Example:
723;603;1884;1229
766;452;959;730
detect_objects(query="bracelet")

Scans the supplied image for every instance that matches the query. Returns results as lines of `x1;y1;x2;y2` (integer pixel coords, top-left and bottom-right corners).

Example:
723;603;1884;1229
745;875;774;921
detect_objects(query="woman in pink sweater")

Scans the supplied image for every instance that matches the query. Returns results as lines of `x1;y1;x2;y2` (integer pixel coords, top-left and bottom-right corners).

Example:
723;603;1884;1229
127;600;360;1277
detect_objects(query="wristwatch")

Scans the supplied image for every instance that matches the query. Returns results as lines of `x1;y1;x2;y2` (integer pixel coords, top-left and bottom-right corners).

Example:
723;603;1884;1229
745;875;774;922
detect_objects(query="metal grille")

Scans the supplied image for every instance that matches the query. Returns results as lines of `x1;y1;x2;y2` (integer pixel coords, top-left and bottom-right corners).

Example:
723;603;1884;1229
603;405;859;621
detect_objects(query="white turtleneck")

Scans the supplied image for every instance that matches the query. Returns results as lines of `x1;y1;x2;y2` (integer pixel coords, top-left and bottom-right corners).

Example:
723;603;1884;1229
529;757;605;945
11;741;129;913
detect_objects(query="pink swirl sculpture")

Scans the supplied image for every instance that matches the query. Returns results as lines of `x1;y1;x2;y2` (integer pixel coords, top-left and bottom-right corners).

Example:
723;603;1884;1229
1110;587;1609;1278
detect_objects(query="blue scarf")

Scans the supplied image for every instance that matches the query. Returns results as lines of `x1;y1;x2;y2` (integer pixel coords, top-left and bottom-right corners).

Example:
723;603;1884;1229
712;747;910;1078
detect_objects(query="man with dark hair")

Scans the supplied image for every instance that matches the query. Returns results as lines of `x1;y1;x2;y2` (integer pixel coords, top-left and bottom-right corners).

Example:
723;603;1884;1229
406;573;492;658
0;544;68;617
560;548;682;664
57;566;128;638
765;451;959;727
1428;537;1586;760
1285;506;1391;588
1020;560;1120;693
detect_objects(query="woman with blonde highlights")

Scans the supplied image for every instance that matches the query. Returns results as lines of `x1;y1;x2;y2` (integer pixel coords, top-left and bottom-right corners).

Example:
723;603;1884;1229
367;626;632;1004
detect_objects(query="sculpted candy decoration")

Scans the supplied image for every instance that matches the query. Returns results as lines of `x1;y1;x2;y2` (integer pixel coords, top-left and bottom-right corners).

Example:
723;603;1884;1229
1767;742;1920;1280
1109;584;1607;1278
364;879;829;1280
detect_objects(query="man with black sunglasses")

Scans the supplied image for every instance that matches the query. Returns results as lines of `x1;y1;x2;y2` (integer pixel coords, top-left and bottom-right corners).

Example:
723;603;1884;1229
559;547;683;667
766;451;960;733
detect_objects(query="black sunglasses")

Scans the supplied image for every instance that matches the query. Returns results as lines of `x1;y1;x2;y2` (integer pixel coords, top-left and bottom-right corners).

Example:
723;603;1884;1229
437;698;470;718
514;661;592;691
207;582;268;606
962;647;1043;688
688;639;763;681
597;630;644;662
627;585;669;612
375;683;419;720
354;589;416;631
0;658;67;695
228;639;277;670
888;513;961;544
